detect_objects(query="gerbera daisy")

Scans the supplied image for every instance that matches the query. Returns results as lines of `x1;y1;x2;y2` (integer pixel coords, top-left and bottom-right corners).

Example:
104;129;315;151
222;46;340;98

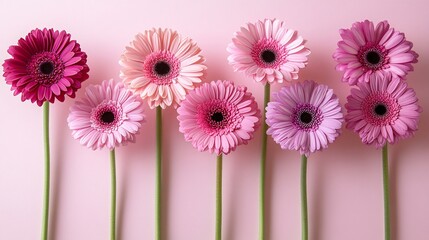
120;28;207;109
345;73;421;147
333;20;418;85
3;28;89;106
68;79;145;150
227;18;310;84
177;80;261;155
266;80;343;156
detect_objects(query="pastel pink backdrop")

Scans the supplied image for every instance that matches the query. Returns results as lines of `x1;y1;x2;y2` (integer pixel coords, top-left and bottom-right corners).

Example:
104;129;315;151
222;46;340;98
0;0;428;239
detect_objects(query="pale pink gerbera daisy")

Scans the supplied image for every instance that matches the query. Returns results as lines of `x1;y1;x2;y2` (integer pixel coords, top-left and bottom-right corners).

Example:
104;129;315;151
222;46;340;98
333;20;418;85
120;28;207;109
3;28;89;106
345;73;421;147
266;80;343;156
68;79;145;150
227;19;310;84
177;80;261;155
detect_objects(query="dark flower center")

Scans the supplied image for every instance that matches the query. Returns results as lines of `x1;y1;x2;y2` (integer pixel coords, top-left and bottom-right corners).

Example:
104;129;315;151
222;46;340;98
101;111;115;124
39;61;55;75
261;50;276;63
198;100;243;135
211;112;224;122
300;111;313;124
365;51;381;65
374;104;387;116
293;105;322;131
154;61;171;76
207;108;229;130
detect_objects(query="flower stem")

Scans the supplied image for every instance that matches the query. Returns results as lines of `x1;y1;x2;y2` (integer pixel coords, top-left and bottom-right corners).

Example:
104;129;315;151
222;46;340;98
259;83;270;240
301;155;308;240
155;106;162;240
382;144;390;240
41;102;50;240
215;154;223;240
110;149;117;240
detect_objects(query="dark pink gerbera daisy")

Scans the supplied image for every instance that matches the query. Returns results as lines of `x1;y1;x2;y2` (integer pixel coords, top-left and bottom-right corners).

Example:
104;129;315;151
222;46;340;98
345;73;421;147
3;28;89;106
177;80;261;155
333;20;418;85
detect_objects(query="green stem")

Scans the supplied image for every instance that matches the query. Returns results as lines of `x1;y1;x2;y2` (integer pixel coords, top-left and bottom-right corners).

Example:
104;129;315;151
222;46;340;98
155;106;162;240
110;149;116;240
215;154;223;240
301;155;308;240
259;83;270;240
41;102;50;240
382;144;390;240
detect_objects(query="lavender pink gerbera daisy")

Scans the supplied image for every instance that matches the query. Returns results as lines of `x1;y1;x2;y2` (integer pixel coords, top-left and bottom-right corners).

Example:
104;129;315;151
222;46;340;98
227;19;310;84
120;28;207;109
3;28;89;106
333;20;418;85
177;80;261;155
68;79;145;150
345;73;421;147
266;80;344;156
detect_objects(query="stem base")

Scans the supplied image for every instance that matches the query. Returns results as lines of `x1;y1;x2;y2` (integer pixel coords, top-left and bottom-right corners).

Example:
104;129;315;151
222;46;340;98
42;102;50;240
215;154;223;240
110;150;116;240
301;155;308;240
259;84;270;240
155;107;162;240
382;144;391;240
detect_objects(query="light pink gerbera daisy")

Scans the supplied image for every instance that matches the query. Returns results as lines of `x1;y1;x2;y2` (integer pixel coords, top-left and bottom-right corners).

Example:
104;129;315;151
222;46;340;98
266;80;343;156
227;19;310;84
3;28;89;106
120;28;207;109
345;73;421;147
333;20;418;85
68;79;145;150
177;80;261;155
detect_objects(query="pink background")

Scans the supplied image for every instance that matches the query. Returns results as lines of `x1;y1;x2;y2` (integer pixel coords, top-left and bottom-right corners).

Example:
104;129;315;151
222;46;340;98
1;0;428;239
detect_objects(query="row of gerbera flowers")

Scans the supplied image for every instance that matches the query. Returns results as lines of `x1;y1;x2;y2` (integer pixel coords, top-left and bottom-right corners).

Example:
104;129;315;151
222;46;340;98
69;78;347;156
2;19;421;240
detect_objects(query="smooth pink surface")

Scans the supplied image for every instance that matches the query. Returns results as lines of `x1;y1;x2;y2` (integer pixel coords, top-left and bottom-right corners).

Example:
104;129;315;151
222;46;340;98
0;0;428;240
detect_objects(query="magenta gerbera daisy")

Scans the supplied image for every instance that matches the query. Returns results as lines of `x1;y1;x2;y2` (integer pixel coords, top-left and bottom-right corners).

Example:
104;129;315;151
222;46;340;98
120;28;207;109
333;20;418;85
345;73;421;147
266;80;343;156
68;79;145;150
177;80;261;155
2;28;89;106
227;19;310;84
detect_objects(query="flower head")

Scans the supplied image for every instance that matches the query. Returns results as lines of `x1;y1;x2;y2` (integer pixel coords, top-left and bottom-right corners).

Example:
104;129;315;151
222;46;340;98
120;28;207;109
227;19;310;84
345;73;421;147
3;28;89;106
177;80;261;155
333;20;418;85
266;80;343;156
68;79;145;150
